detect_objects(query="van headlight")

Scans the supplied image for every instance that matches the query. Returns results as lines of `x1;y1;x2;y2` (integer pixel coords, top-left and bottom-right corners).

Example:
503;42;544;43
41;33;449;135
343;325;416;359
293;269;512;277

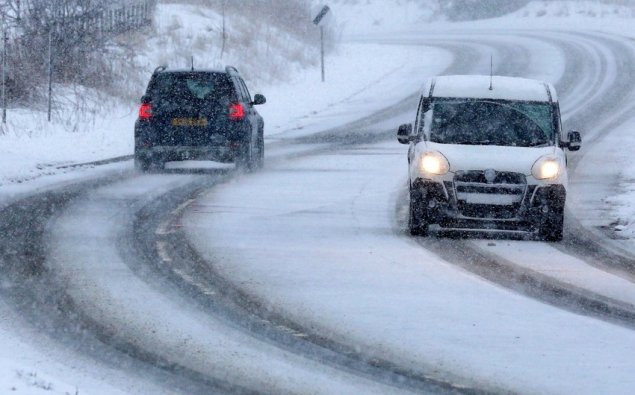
532;156;561;180
420;151;450;176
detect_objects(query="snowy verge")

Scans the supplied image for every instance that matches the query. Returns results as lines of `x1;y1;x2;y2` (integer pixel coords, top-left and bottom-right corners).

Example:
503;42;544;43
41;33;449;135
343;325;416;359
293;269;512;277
0;100;134;190
570;112;635;251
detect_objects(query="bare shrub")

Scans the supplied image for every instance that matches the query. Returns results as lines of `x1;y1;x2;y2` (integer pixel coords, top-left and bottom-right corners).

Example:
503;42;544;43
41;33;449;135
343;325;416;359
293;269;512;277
0;0;157;106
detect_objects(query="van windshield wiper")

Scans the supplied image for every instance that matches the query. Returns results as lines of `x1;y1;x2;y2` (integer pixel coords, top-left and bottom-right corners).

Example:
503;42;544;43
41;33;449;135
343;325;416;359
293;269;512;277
450;140;495;145
526;140;550;147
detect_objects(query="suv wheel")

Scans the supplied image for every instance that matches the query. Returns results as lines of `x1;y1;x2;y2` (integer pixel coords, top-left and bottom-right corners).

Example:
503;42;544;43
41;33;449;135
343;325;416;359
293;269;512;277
235;140;253;171
135;156;151;172
409;187;429;236
255;129;264;169
135;155;165;172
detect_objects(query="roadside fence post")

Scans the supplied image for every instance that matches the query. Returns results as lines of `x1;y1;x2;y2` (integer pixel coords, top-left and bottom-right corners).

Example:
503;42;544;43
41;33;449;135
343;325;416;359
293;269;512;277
47;29;52;122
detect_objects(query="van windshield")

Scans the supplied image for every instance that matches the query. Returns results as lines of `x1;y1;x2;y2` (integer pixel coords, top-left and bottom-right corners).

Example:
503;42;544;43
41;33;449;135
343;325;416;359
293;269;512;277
430;99;555;147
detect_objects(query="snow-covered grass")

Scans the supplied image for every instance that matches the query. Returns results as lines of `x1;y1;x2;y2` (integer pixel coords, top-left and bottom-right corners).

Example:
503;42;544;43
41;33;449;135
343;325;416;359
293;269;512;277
138;3;318;88
0;93;134;188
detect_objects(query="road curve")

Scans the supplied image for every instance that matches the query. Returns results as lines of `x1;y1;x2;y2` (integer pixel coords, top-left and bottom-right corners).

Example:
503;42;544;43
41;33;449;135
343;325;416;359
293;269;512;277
181;30;635;393
3;29;635;394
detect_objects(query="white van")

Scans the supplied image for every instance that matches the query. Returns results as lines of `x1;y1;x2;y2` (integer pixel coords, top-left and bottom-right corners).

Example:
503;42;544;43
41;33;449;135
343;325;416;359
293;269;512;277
397;75;581;241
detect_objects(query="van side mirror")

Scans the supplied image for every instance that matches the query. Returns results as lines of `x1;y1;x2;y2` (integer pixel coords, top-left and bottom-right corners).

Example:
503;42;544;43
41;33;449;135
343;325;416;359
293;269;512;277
397;123;413;144
567;130;581;151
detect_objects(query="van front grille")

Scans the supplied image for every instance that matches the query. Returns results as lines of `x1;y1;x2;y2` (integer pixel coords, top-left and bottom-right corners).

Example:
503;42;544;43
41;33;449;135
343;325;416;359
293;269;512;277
453;171;527;219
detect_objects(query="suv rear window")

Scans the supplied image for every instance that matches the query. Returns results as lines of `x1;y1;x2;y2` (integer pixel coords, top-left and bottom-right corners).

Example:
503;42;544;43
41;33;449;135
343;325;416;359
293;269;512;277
148;72;235;105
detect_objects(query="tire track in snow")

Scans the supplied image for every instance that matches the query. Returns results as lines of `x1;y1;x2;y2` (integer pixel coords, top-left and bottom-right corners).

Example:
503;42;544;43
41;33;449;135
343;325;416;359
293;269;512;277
102;37;533;393
128;35;537;393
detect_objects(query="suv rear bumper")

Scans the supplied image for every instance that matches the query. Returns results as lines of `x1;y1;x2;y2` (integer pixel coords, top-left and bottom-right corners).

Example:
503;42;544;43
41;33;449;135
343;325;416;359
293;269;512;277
135;145;238;163
134;120;250;163
412;178;565;234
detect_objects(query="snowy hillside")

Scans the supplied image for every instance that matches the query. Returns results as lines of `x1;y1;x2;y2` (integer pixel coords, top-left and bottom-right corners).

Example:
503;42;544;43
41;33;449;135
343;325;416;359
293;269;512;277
327;0;439;35
328;0;635;36
512;0;635;18
132;2;319;92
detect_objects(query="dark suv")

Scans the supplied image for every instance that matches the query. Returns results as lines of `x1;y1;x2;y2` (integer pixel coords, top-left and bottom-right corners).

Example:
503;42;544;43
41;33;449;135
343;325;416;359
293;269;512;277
134;65;266;171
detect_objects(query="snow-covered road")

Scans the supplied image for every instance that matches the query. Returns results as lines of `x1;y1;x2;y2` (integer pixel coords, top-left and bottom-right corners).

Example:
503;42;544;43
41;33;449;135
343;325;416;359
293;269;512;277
183;30;635;394
185;140;635;394
4;28;635;394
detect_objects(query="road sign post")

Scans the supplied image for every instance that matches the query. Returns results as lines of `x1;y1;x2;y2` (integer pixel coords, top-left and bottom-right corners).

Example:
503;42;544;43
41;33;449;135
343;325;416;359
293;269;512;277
313;5;330;83
320;25;324;82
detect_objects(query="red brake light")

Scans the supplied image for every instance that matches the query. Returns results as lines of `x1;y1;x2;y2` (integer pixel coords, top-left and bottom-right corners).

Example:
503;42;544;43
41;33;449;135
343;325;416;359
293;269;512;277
139;103;152;120
228;103;245;121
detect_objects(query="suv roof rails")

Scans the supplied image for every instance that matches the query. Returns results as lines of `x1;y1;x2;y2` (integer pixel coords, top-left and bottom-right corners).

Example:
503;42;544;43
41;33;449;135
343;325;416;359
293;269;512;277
153;65;167;75
225;65;239;75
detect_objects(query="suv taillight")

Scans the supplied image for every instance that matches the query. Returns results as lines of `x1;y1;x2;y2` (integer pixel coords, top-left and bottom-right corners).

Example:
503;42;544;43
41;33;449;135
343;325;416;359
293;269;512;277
139;103;152;120
228;103;245;121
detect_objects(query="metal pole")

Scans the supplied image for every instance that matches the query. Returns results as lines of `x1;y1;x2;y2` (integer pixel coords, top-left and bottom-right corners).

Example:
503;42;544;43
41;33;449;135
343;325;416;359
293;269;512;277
220;0;226;59
2;28;7;124
48;30;52;122
320;25;325;82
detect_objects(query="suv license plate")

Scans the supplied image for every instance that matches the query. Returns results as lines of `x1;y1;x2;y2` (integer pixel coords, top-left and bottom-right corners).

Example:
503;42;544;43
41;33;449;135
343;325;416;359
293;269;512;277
171;118;208;127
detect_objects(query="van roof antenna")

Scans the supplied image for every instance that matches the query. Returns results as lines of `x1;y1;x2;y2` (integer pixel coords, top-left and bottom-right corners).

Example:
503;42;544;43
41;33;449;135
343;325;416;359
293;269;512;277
489;55;493;91
191;55;194;71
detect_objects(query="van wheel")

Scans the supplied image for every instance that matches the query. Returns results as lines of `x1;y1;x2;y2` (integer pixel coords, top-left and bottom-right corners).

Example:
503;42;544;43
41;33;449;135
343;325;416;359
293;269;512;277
409;188;429;236
540;205;564;242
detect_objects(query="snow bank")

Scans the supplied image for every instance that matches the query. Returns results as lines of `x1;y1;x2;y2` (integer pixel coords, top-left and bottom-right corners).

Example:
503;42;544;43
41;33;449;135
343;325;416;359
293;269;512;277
328;0;439;36
512;1;635;19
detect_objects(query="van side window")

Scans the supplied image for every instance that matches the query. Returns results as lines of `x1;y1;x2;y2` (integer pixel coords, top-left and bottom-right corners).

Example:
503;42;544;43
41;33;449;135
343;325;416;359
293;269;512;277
413;98;424;138
414;97;430;137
